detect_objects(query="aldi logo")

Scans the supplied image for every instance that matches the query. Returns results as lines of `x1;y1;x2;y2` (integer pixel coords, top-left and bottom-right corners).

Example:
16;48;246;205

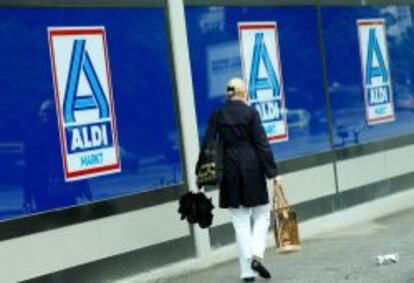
357;19;395;125
239;22;288;143
48;27;121;181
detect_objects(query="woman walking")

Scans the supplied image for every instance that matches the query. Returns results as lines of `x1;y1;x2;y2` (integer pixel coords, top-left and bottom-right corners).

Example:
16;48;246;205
197;77;282;282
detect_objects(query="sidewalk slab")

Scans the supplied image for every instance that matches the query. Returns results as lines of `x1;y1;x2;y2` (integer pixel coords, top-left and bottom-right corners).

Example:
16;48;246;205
156;208;414;283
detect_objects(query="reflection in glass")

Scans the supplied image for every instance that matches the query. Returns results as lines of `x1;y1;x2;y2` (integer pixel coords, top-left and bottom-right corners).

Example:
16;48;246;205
23;100;92;212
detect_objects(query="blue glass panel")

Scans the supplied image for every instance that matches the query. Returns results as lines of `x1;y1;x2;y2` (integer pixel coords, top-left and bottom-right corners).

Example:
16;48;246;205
322;6;414;147
185;6;331;160
0;8;182;221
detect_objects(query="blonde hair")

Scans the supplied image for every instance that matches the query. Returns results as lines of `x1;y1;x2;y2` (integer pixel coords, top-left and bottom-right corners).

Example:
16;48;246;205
226;77;246;98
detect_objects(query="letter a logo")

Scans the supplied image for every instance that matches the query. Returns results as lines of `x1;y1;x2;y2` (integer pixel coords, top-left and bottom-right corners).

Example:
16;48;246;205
63;39;110;123
249;32;280;101
357;19;395;125
365;28;388;85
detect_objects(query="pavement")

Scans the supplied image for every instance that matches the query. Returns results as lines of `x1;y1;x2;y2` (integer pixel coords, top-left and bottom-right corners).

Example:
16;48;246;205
155;207;414;283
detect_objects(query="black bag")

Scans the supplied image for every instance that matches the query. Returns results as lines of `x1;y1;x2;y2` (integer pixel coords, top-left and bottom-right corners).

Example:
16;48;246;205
196;110;223;187
178;191;214;228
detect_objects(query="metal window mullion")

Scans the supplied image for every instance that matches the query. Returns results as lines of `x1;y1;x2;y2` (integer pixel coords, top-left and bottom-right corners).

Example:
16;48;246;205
316;6;341;210
166;0;212;258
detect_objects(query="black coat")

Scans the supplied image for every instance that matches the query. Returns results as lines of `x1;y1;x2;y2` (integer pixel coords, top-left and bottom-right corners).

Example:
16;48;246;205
199;100;278;208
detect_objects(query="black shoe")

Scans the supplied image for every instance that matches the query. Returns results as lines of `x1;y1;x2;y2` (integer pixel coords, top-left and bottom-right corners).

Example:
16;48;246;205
251;259;271;279
242;277;255;282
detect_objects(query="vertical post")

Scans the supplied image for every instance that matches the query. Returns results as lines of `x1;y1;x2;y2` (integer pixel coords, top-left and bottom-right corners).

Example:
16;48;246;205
316;6;341;209
166;0;211;257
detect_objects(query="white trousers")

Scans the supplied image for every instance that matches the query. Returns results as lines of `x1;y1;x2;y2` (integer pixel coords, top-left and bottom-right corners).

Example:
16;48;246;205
229;204;271;278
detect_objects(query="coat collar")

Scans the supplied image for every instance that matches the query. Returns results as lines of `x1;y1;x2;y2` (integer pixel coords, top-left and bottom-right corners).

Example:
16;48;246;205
226;99;247;106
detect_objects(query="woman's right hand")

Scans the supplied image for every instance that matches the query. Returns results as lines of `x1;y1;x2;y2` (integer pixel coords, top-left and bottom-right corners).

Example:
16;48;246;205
273;175;283;185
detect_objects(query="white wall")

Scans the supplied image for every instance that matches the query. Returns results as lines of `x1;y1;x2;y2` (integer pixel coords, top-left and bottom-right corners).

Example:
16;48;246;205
0;201;190;283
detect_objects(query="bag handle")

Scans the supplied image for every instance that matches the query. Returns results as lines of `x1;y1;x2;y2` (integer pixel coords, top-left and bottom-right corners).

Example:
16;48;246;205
208;110;220;147
273;182;290;210
196;110;219;174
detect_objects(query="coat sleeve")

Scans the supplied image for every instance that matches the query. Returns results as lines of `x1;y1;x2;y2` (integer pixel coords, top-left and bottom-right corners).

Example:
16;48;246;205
249;109;279;179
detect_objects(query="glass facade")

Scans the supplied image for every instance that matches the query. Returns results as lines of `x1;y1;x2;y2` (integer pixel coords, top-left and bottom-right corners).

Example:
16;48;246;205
0;8;182;221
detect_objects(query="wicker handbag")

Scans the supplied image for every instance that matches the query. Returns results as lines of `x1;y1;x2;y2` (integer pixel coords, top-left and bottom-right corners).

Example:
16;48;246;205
272;182;301;253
